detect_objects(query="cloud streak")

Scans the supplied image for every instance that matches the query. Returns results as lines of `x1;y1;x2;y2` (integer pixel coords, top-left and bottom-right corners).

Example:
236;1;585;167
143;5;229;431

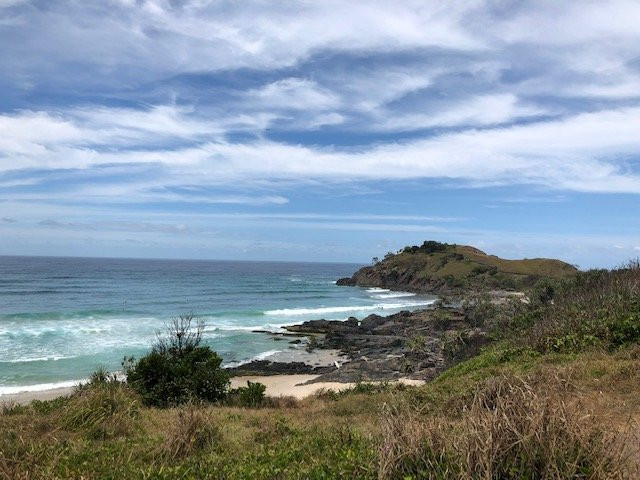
2;105;638;193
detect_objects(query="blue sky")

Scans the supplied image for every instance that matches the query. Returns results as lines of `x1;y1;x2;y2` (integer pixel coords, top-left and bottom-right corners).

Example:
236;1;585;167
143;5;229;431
0;0;639;267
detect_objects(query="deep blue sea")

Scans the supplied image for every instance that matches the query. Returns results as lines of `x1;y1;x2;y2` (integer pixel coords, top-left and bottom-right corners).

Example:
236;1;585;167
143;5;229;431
0;256;436;394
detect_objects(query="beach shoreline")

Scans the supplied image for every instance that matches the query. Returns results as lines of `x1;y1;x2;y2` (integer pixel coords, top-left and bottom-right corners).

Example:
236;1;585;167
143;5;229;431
0;375;425;405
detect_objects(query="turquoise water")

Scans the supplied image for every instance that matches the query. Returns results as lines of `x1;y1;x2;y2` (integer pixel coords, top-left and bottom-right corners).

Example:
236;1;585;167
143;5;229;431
0;256;436;393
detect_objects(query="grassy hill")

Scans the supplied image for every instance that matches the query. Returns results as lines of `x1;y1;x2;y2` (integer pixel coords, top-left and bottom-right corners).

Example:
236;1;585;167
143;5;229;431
338;241;578;294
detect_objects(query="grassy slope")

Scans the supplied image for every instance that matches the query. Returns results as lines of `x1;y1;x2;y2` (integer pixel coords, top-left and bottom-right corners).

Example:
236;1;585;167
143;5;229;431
453;245;578;278
2;348;638;479
357;243;577;293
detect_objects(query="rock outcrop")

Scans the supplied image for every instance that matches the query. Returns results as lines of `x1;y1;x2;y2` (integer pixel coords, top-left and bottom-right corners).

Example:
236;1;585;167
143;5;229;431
285;307;490;383
226;360;334;377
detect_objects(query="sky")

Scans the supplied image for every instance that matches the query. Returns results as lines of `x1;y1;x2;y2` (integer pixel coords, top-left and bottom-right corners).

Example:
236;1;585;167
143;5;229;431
0;0;639;268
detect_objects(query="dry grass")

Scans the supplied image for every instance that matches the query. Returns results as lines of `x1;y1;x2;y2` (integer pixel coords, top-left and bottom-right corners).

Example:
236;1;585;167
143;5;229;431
162;403;221;459
262;395;299;409
379;373;633;480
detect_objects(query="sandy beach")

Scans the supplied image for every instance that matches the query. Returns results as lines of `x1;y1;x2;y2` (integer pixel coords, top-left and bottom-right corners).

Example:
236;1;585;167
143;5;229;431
0;375;424;406
229;375;424;398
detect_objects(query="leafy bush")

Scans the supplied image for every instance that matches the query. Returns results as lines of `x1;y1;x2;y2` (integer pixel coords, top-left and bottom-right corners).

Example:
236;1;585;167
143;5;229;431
608;312;640;348
315;381;408;401
403;240;452;255
227;381;267;408
461;294;500;328
529;278;557;305
526;261;640;352
124;314;230;407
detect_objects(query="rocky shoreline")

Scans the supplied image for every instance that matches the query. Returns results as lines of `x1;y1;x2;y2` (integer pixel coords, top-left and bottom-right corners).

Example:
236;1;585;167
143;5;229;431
226;242;573;384
227;305;490;384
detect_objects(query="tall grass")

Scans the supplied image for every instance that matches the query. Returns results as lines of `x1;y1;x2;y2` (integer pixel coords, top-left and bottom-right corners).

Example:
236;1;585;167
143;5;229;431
63;380;140;439
378;374;630;479
163;403;221;459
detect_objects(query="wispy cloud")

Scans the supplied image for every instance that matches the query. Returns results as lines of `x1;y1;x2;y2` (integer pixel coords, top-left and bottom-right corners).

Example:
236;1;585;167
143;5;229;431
38;219;196;235
2;105;640;193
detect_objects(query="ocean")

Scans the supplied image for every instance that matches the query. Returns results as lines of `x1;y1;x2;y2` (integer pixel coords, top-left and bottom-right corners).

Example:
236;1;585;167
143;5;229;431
0;256;436;394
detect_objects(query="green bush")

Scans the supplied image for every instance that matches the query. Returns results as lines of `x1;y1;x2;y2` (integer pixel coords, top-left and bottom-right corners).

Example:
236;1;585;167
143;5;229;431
402;240;452;255
31;395;70;415
227;381;267;408
124;314;230;407
608;312;640;348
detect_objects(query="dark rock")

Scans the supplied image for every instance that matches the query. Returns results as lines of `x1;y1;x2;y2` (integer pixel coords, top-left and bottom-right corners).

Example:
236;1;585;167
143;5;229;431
285;318;358;334
226;360;334;377
359;314;386;331
281;304;492;384
345;316;359;327
306;357;405;383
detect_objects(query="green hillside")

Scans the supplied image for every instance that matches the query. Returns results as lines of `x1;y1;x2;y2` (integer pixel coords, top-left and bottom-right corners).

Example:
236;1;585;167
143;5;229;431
338;241;578;294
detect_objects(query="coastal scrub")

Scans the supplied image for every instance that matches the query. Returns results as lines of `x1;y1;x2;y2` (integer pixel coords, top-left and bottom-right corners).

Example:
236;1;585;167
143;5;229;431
123;314;230;407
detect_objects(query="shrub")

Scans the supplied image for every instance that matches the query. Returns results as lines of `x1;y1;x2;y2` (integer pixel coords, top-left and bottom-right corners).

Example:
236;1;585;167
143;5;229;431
431;309;453;329
227;381;267;408
402;240;452;255
529;278;557;305
31;395;70;415
262;395;299;408
528;261;640;353
461;294;500;328
408;334;429;354
315;381;407;401
124;313;230;407
609;312;640;348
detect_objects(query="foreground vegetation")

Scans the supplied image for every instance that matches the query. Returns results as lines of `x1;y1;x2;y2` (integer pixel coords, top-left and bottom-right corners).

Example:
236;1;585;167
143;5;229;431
2;261;640;479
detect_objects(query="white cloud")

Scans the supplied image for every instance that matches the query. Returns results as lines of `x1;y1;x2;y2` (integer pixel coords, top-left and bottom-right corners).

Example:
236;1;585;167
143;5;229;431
0;0;482;85
377;94;547;131
1;105;639;194
248;78;340;111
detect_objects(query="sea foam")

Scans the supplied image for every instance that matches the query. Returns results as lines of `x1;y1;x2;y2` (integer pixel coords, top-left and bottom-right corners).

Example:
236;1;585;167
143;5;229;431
0;379;86;395
264;300;435;316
